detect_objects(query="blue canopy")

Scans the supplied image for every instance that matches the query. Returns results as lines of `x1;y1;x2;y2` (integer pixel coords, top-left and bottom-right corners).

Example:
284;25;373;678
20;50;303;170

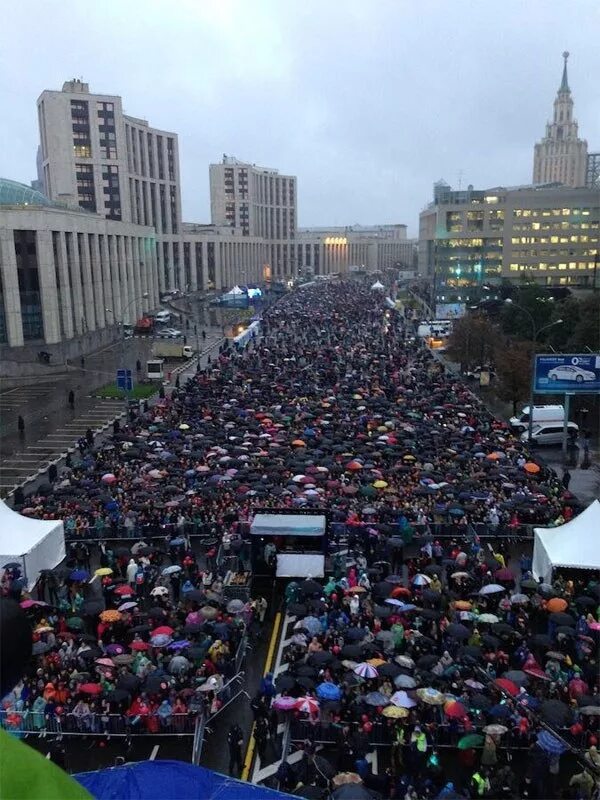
75;760;289;800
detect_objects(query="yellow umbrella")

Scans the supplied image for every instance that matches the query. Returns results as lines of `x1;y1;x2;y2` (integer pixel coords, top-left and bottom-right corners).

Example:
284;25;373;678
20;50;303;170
403;454;416;461
95;567;113;577
382;705;409;718
179;423;190;430
373;480;388;489
367;657;387;667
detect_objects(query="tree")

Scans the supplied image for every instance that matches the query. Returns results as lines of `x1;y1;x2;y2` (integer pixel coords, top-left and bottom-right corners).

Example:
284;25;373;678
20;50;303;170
494;339;533;416
446;314;498;371
499;286;554;341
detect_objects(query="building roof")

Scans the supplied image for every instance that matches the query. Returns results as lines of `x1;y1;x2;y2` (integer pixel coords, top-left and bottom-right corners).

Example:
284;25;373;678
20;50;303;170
0;178;55;207
559;51;570;93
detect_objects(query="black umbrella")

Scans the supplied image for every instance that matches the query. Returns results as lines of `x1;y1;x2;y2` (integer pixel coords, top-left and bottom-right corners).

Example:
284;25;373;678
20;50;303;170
81;599;105;616
417;654;438;670
529;634;552;648
294;664;318;678
540;699;572;727
423;564;443;576
288;603;308;617
148;607;168;619
275;674;296;692
418;608;441;620
308;651;334;666
549;612;575;627
144;674;169;694
117;674;140;693
299;580;322;596
185;590;206;602
446;623;470;640
458;645;483;661
106;689;130;703
372;581;393;599
574;596;597;608
377;662;401;678
344;627;367;642
184;623;204;635
340;645;362;660
296;676;316;690
470;693;492;710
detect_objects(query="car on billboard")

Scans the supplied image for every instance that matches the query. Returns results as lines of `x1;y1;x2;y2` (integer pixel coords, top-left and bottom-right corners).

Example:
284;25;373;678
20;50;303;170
547;364;596;383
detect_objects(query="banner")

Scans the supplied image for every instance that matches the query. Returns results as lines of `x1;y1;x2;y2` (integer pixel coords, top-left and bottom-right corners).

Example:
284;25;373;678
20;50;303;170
435;302;465;319
534;353;600;394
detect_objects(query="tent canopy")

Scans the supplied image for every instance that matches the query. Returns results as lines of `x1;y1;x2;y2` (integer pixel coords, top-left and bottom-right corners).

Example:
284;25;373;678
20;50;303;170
75;760;289;800
532;499;600;581
250;513;326;537
0;500;65;588
226;285;245;296
371;281;385;290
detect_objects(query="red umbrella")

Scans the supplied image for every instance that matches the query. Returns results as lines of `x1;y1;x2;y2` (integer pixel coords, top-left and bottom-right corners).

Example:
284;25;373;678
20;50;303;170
525;667;551;681
151;626;174;637
79;683;103;695
114;585;134;596
445;700;468;719
296;696;319;715
130;641;150;651
391;587;411;598
495;678;519;696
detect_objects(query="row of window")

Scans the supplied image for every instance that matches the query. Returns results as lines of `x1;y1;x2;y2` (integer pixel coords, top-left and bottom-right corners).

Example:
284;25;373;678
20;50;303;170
509;262;596;271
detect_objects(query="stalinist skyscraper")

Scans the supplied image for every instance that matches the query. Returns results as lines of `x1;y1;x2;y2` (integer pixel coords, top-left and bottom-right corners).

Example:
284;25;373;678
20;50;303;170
533;52;588;187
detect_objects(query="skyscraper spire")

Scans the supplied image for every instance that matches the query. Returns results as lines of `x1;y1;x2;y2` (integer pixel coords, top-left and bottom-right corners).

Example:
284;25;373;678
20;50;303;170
559;50;570;93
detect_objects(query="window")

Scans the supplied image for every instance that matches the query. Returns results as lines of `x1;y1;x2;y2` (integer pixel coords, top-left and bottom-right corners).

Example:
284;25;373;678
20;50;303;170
71;100;91;158
14;230;43;340
167;138;175;181
97;102;117;158
147;133;154;178
169;185;178;233
102;165;121;220
157;136;164;180
76;164;96;212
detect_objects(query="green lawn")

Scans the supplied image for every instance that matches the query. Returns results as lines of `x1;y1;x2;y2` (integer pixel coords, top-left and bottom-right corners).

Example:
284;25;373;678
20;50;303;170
94;382;159;400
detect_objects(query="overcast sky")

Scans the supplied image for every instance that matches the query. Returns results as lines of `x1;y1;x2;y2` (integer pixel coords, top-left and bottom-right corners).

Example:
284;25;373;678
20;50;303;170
1;0;598;235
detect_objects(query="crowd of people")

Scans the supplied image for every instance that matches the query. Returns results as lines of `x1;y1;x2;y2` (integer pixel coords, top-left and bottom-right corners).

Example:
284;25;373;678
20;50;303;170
1;279;598;798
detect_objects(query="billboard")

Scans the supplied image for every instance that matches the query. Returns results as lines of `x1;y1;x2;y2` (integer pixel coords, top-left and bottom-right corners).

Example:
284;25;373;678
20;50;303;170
534;353;600;394
435;302;466;319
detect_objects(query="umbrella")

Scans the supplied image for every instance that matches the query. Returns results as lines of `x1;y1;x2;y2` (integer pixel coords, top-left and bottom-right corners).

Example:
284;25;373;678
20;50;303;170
299;579;322;596
162;565;182;576
540;699;572;726
227;599;245;614
394;674;417;689
536;730;568;755
130;641;150;651
95;657;115;668
69;569;89;582
524;462;540;474
364;691;389;707
495;678;519;696
479;584;505;595
66;616;85;630
470;694;491;710
477;614;499;624
296;696;319;715
151;626;174;637
395;655;415;669
113;586;134;597
316;682;342;701
94;567;113;577
105;643;125;656
458;733;484;750
382;705;408;719
273;696;298;711
549;612;575;627
445;701;468;719
446;624;470;640
412;574;431;586
390;691;417;708
79;683;103;695
546;597;568;613
32;641;52;655
503;671;529;687
299;616;322;637
510;594;528;605
118;601;138;612
417;688;445;705
353;662;379;679
106;689;130;703
483;724;508;735
100;610;122;623
151;634;172;647
579;707;600;716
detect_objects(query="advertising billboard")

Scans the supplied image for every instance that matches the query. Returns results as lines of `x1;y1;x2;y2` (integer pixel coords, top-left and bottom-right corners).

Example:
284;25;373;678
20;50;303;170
435;302;466;319
534;353;600;394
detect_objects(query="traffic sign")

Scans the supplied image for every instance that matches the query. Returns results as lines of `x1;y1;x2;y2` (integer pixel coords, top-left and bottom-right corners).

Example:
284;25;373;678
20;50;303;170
116;368;133;392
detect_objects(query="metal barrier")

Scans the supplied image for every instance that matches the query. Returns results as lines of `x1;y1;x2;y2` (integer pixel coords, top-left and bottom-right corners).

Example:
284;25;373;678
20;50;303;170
0;710;197;737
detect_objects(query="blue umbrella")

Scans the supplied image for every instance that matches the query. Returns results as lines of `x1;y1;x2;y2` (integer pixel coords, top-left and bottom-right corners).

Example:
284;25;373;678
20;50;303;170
168;640;191;651
489;704;512;719
70;569;89;581
316;682;342;701
536;730;568;754
169;537;186;546
300;616;322;636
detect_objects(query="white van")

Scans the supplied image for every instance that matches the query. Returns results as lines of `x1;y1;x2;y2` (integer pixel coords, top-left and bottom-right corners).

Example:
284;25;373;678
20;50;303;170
509;405;564;433
520;422;579;446
155;310;171;324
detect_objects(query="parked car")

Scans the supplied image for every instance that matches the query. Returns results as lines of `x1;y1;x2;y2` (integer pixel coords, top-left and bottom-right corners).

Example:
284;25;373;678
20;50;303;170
157;327;182;339
548;364;595;383
520;422;579;446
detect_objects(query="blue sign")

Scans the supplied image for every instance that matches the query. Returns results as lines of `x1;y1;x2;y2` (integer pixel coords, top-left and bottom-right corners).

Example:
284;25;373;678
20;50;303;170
116;368;133;392
534;353;600;394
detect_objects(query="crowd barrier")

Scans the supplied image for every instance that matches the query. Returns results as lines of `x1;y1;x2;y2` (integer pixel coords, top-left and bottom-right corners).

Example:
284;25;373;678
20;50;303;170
0;709;197;737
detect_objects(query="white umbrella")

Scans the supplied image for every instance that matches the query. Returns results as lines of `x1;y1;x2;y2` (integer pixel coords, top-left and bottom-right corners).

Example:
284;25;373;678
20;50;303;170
479;584;505;595
353;662;379;679
390;690;417;708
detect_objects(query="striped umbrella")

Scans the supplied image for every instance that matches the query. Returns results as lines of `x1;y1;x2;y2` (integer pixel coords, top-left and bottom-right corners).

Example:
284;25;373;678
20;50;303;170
296;696;319;715
353;662;379;679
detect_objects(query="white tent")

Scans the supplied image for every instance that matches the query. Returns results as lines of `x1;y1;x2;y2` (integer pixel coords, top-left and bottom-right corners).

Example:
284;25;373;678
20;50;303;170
226;285;245;296
532;499;600;581
371;281;385;291
0;500;65;589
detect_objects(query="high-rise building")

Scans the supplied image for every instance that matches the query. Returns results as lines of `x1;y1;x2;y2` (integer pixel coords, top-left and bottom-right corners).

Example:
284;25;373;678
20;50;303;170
419;181;600;298
586;153;600;190
38;80;182;231
533;52;588;188
209;155;296;240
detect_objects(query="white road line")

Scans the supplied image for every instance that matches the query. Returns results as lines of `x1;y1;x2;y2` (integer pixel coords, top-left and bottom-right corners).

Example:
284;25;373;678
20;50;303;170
149;745;159;760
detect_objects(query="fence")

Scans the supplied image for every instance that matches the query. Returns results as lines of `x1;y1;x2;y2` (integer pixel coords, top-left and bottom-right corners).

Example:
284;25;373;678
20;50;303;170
0;709;197;738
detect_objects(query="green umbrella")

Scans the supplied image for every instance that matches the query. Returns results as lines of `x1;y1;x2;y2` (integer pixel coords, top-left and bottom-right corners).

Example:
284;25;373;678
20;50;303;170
458;733;484;750
66;616;84;630
360;485;377;497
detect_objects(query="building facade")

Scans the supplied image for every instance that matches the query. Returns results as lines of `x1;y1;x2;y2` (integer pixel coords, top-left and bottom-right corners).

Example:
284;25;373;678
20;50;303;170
0;180;156;349
532;53;588;188
419;181;600;301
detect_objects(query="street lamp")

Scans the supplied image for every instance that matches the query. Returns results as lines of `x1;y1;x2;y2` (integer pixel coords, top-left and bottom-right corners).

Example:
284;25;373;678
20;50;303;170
106;292;149;410
505;299;563;445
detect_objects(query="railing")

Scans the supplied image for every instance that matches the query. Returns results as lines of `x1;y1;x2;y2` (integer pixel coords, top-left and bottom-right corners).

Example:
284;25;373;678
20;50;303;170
0;710;197;737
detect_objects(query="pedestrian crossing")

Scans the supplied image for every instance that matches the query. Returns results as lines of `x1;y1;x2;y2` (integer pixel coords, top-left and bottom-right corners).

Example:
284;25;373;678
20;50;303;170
0;400;125;498
0;384;58;412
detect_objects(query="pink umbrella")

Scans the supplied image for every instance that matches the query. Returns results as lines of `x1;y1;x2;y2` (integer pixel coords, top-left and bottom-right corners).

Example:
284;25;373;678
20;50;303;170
102;473;117;484
296;696;319;715
588;622;600;632
273;696;297;711
95;658;115;668
118;601;138;612
20;600;47;609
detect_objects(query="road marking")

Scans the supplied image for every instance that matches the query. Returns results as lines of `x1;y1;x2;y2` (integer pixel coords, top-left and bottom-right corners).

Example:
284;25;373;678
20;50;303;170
149;745;160;760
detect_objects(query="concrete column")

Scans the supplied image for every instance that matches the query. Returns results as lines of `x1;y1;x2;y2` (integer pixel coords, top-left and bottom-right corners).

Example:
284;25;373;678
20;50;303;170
117;236;131;323
150;239;160;307
166;240;174;290
91;234;106;328
0;227;24;346
35;230;61;344
189;240;198;291
214;242;223;291
132;238;142;307
99;234;112;325
201;241;209;290
108;235;122;320
69;232;85;334
78;233;96;331
56;232;74;340
124;237;136;322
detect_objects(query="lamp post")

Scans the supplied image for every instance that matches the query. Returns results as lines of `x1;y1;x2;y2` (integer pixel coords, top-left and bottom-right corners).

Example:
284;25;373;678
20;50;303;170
106;292;149;412
505;299;563;446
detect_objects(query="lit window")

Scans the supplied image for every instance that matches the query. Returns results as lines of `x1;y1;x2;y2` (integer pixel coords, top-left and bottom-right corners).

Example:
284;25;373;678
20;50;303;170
532;222;540;230
562;209;571;215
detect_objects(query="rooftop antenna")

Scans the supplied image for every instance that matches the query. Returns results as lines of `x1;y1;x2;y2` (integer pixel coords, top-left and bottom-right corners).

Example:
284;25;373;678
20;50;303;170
457;169;464;191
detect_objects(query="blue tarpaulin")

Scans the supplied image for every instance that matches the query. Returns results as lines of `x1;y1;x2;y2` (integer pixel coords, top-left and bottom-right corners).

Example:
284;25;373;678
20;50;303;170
75;760;290;800
250;513;326;537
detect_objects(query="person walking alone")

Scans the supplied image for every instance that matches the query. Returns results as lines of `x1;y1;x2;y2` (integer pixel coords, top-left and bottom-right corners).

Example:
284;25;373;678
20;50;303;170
228;723;244;776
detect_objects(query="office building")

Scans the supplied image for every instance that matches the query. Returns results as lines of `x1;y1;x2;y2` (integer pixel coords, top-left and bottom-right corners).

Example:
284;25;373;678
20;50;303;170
419;181;600;300
587;154;600;190
0;178;156;352
532;53;588;188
